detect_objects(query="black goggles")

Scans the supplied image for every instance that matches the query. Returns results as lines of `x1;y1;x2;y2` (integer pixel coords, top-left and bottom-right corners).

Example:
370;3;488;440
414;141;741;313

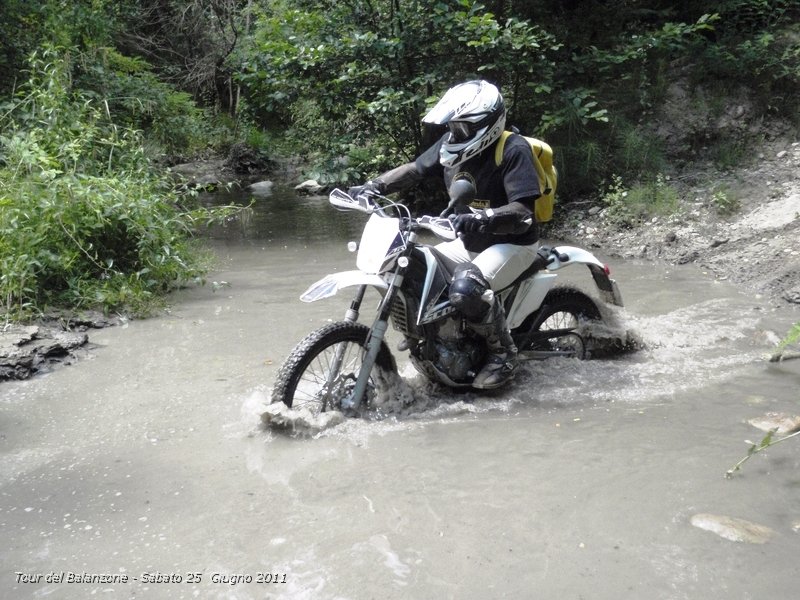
447;120;481;143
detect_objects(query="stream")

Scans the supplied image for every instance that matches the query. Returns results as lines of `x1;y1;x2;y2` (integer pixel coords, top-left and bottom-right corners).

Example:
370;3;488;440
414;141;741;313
2;184;799;599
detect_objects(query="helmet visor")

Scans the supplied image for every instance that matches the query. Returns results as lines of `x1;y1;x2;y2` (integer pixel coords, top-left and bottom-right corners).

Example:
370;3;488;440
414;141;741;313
448;120;477;143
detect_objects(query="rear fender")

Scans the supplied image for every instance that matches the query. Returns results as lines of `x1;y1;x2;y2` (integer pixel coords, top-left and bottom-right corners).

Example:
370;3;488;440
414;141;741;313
548;246;624;307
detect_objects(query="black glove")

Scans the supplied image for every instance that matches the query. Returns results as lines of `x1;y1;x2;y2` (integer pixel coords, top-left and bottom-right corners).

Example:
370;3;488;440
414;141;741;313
347;180;382;199
453;212;486;234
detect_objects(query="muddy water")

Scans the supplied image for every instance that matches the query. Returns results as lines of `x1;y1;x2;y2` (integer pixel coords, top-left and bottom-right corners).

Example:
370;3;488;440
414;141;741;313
2;185;799;599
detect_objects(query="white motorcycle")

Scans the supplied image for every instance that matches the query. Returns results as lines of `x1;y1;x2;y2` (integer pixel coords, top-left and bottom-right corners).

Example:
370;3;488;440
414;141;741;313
271;185;623;415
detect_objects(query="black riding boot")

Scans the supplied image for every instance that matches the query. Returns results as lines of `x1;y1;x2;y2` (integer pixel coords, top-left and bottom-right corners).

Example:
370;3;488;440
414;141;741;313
469;298;518;389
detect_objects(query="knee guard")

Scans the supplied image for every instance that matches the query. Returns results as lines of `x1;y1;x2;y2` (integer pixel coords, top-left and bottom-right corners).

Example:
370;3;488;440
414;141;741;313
449;264;492;321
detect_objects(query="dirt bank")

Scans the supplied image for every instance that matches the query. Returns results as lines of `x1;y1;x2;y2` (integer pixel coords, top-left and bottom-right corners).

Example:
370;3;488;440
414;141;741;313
552;137;800;307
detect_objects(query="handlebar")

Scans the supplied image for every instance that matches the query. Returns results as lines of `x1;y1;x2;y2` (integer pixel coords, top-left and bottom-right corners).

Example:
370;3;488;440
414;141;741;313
329;188;458;241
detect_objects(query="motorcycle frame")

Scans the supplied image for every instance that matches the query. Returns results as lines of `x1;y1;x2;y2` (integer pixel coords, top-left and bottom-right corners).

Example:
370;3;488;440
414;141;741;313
299;190;623;411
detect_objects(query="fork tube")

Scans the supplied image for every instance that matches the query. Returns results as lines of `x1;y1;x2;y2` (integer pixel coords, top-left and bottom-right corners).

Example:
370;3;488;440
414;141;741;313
345;285;366;323
342;272;404;411
341;317;390;411
319;285;369;411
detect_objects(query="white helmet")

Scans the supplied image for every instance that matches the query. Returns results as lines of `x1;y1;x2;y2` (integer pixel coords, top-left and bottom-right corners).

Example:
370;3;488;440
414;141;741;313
422;80;506;168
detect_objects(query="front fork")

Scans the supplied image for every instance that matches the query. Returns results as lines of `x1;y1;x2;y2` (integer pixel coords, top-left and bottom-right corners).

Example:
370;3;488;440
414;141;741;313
338;231;416;412
340;273;402;412
320;285;366;412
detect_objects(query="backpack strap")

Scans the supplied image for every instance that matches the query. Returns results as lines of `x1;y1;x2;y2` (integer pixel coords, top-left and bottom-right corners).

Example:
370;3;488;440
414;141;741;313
494;131;514;167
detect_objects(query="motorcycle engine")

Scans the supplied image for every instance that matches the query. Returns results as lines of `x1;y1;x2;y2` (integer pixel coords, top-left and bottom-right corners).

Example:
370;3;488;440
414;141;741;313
434;317;483;382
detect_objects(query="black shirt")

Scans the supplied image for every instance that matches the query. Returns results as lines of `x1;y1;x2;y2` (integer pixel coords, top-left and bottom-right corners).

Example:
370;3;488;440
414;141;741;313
415;133;541;252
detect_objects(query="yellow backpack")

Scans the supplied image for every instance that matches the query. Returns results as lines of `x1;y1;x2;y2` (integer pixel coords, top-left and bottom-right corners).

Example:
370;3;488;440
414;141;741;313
494;131;557;222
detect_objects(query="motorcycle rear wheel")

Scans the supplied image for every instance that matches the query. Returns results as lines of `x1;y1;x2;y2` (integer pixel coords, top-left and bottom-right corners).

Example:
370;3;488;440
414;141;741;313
271;321;396;415
514;286;601;359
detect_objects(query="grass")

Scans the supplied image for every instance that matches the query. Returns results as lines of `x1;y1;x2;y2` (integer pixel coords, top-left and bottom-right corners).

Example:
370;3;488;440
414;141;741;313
601;174;681;226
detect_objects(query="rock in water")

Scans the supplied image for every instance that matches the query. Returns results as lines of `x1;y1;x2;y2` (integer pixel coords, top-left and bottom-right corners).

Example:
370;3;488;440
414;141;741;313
295;179;324;195
248;180;274;197
0;325;88;380
261;402;345;436
690;513;775;544
747;412;800;434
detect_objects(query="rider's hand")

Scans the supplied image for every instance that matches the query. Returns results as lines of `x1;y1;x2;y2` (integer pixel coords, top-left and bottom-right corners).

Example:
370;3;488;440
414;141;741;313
453;212;486;234
347;180;380;199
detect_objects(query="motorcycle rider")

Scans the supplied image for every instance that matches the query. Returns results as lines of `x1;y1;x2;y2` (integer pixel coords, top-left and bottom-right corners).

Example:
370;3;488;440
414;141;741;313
349;80;542;389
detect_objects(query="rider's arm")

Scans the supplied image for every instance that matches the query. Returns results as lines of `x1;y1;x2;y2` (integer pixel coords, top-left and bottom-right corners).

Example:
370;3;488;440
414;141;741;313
372;162;423;195
480;198;535;234
368;135;446;195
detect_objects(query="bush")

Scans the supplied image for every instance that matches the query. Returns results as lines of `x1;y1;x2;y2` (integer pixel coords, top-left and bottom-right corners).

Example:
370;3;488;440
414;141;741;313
711;186;742;215
601;174;680;226
74;47;209;156
0;49;222;321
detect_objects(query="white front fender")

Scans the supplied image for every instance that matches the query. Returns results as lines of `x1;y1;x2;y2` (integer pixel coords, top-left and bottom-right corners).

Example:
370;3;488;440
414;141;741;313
300;270;388;303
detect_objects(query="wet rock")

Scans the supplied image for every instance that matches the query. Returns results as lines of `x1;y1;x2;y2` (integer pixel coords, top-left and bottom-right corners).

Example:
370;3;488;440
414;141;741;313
0;325;88;380
248;180;274;197
169;159;228;187
677;250;700;264
295;179;325;195
226;142;271;174
261;402;345;436
747;412;800;435
782;284;800;304
0;325;39;350
42;309;122;330
690;513;775;544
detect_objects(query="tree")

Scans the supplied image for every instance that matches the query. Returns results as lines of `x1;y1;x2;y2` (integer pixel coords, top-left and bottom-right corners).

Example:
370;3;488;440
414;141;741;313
238;0;561;181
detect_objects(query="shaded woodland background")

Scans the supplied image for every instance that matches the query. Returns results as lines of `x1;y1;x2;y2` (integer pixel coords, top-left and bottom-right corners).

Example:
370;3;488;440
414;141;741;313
0;1;797;316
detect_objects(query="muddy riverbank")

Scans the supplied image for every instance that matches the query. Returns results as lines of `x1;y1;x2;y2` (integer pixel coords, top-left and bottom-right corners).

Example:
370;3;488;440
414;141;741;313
552;137;800;307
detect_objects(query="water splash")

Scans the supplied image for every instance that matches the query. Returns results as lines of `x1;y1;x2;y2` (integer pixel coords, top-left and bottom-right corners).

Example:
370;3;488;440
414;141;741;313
255;295;778;440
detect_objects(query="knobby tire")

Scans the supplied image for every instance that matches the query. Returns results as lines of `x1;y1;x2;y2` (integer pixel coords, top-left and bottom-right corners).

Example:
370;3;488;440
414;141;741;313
271;321;395;415
514;286;602;358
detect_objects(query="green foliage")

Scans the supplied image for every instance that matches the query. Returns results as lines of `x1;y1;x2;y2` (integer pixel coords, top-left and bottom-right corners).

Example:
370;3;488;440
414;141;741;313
710;187;741;216
74;47;209;155
601;174;680;226
237;0;561;182
773;322;800;358
726;426;800;478
696;1;799;115
0;0;125;95
0;50;225;320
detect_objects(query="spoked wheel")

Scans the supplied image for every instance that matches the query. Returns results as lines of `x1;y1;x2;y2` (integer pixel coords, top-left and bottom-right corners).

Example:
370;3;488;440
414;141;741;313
271;321;396;415
514;287;602;359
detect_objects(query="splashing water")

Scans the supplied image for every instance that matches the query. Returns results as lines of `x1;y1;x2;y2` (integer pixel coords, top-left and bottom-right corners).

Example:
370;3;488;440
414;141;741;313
257;290;782;441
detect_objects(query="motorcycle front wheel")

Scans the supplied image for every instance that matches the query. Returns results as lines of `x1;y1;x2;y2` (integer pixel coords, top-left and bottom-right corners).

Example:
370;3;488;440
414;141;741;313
271;321;396;415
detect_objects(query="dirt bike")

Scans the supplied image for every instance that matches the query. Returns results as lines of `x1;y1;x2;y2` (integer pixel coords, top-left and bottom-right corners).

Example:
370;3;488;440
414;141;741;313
271;185;624;415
